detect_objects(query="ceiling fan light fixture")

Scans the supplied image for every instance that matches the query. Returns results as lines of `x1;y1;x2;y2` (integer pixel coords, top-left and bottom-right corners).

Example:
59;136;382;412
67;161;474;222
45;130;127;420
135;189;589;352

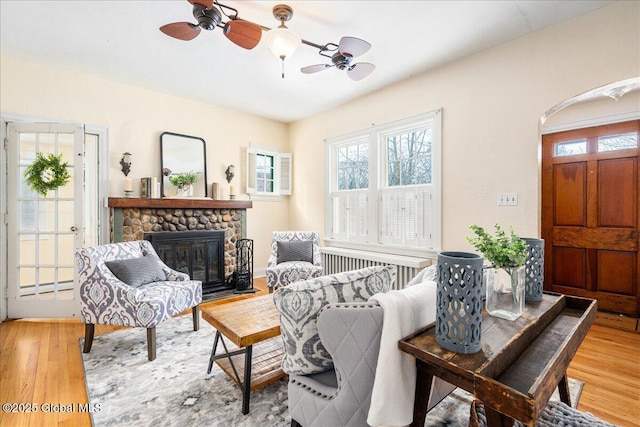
265;25;301;59
265;4;301;78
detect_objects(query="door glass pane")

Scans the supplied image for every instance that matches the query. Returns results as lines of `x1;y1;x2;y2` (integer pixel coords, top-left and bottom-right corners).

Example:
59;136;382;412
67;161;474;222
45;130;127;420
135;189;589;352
38;132;56;154
18;201;37;231
58;133;74;158
598;132;638;152
19;236;37;264
38;200;56;232
39;267;56;288
58;201;74;231
19;267;36;296
554;139;586;156
58;234;75;265
19;133;36;161
57;268;75;300
38;235;56;264
57;166;74;198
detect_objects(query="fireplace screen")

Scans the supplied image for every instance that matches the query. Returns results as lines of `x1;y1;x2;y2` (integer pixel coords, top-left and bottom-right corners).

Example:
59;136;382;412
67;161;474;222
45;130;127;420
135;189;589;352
144;230;228;296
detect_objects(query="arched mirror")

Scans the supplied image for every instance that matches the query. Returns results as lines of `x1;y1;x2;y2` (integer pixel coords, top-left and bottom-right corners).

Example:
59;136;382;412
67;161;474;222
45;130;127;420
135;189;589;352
160;132;208;198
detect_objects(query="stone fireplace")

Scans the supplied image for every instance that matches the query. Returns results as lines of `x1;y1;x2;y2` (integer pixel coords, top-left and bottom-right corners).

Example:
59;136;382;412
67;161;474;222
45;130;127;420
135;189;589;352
108;197;252;295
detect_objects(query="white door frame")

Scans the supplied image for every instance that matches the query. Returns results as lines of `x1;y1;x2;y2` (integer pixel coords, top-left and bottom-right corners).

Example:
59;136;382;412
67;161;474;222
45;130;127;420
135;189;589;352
0;113;109;321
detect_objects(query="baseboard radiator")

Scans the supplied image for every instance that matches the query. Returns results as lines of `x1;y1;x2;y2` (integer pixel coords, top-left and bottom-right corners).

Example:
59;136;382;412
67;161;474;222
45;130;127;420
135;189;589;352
320;247;433;290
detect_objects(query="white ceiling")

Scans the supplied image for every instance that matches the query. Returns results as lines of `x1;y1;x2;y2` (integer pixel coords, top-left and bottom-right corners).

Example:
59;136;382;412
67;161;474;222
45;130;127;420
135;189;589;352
0;1;612;123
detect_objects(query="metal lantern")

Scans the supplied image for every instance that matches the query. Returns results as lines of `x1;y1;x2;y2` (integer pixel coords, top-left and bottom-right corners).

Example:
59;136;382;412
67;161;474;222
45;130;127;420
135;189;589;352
436;251;484;354
523;238;545;302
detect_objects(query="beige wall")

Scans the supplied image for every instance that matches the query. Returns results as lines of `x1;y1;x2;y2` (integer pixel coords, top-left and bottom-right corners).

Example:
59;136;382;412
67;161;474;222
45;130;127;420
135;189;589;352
0;56;290;268
1;2;639;269
288;1;640;254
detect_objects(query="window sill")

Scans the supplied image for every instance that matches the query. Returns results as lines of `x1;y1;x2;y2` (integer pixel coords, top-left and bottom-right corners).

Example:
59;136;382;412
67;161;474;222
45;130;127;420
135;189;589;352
248;193;287;202
323;239;439;260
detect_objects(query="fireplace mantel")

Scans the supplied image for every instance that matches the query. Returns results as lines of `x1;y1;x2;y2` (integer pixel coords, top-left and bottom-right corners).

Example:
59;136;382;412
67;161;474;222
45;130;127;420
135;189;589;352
108;197;252;210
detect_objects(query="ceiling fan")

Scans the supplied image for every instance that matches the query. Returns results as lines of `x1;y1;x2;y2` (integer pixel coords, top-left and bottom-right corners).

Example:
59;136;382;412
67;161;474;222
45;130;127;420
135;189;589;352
160;2;375;80
301;37;376;81
160;0;262;50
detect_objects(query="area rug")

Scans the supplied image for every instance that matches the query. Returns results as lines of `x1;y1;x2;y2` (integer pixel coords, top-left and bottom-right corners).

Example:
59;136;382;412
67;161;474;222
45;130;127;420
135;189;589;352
81;314;583;427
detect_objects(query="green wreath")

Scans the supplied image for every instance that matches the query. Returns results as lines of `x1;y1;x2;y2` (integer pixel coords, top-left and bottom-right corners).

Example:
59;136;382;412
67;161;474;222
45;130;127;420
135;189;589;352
23;152;71;197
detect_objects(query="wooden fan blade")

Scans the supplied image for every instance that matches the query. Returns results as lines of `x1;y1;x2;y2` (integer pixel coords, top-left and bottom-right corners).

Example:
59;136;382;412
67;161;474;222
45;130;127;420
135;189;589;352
160;22;201;41
223;21;262;50
301;64;331;74
347;63;375;81
339;36;371;57
188;0;214;9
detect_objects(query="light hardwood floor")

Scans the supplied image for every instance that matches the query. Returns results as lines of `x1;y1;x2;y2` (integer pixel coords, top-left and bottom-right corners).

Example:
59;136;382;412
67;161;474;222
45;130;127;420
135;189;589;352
1;278;638;427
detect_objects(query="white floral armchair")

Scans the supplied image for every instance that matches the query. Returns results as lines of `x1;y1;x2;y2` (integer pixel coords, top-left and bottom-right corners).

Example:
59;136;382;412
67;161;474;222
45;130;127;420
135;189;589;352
266;231;323;293
75;240;202;361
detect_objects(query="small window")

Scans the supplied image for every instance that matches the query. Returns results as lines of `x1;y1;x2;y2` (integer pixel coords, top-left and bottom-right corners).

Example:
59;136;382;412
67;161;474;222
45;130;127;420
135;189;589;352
246;145;292;197
598;132;638;152
554;139;587;157
256;153;274;192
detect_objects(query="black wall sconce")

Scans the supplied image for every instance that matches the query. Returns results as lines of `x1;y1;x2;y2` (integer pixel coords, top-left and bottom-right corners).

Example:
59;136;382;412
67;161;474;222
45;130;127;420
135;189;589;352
120;152;132;176
225;165;235;183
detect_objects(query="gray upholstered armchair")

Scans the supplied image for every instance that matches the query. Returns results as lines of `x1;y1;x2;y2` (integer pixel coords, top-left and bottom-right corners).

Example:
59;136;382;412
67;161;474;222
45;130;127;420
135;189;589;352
274;265;455;427
266;231;323;293
75;240;202;361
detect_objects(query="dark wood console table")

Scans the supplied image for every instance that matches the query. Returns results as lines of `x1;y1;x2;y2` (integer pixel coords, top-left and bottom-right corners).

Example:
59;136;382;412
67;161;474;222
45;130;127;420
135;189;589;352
399;293;597;427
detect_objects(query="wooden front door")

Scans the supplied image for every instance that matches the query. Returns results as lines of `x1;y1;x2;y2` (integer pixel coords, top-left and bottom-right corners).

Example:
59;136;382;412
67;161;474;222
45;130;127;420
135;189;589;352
542;120;639;316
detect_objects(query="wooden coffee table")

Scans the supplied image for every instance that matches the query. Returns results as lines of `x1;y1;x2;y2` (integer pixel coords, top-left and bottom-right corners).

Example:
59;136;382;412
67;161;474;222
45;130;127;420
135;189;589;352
202;294;286;415
399;293;597;427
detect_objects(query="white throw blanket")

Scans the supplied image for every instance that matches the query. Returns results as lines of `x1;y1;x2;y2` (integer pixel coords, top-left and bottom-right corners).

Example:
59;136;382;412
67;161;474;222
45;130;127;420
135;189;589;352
367;280;437;427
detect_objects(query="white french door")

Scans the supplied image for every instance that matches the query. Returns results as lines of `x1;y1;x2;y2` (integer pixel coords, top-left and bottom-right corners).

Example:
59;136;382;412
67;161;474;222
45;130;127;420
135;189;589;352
7;123;84;318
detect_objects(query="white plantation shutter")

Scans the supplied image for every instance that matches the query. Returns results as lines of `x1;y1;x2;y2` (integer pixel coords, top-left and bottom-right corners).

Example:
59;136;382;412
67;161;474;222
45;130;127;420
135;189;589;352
331;194;348;240
416;188;433;248
379;188;404;245
404;190;417;241
330;191;368;241
349;191;368;242
278;153;292;195
246;147;257;194
379;186;431;247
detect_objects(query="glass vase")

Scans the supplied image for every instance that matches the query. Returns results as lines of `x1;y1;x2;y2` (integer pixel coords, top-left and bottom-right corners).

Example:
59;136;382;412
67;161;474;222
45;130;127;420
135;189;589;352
485;265;525;321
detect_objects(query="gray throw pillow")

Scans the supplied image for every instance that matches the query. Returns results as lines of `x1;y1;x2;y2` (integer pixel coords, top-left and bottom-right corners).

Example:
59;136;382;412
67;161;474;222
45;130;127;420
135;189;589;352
277;241;313;264
105;255;166;287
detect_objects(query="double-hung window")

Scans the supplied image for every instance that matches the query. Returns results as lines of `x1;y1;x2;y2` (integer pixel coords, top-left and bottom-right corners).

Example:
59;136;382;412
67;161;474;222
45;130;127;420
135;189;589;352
325;110;441;255
246;144;292;198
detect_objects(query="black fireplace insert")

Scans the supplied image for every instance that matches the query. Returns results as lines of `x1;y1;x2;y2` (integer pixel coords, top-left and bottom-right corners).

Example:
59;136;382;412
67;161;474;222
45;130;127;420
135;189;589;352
144;230;229;297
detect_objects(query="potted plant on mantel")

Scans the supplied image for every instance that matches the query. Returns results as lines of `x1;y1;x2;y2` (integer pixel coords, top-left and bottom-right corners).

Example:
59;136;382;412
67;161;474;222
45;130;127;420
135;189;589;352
467;224;527;321
168;171;199;197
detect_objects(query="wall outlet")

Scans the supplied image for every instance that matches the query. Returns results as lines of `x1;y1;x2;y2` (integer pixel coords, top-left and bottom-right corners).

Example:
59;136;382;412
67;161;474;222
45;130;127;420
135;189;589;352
497;192;518;206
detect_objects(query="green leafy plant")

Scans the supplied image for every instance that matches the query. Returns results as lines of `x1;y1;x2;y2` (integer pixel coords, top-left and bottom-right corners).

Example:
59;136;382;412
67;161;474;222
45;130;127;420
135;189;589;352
23;152;71;197
168;171;199;189
466;224;527;268
467;224;527;308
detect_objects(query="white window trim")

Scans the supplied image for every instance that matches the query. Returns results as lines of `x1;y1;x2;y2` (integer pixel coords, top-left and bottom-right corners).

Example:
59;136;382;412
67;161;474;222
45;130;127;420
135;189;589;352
324;110;442;257
246;143;292;200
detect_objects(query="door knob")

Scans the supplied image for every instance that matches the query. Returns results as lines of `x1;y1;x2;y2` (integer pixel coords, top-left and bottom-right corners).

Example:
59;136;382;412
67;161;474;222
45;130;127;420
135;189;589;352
70;226;78;232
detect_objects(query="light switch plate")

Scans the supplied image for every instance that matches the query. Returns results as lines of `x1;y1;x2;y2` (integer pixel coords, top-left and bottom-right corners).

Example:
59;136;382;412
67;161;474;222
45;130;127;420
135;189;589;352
498;192;518;206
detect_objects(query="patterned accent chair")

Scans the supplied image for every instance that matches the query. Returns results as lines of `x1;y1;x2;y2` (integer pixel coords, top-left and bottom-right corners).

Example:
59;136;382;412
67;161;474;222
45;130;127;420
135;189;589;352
266;231;323;293
75;240;202;361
